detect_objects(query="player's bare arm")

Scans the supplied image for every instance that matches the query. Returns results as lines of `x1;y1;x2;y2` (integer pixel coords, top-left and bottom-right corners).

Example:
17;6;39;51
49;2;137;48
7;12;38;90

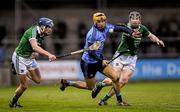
30;39;56;61
148;33;165;47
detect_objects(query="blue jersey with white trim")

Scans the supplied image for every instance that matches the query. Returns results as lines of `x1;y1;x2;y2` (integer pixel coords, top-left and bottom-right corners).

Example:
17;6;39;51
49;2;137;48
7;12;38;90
82;23;114;63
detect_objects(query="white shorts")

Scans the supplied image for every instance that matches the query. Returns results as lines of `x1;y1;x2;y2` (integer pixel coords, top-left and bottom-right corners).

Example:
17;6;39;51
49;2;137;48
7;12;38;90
12;52;39;75
112;52;137;71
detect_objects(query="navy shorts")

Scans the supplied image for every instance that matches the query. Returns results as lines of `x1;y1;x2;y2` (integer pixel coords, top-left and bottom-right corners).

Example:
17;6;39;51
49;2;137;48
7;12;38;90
80;59;104;79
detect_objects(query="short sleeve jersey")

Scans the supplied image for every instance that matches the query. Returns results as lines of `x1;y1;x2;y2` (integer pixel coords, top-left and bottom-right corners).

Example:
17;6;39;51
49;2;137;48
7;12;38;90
82;23;114;63
15;26;44;58
116;24;150;56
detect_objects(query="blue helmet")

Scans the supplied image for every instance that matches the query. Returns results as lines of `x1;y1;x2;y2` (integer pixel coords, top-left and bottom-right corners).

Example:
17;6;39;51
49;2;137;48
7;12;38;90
38;17;54;27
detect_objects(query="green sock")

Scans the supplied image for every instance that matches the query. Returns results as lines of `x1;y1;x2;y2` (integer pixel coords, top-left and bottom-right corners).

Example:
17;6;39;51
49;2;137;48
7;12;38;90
102;95;111;101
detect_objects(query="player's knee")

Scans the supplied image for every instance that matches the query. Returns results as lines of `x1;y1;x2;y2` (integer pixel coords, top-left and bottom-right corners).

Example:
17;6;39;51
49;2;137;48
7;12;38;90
120;78;129;85
111;75;120;83
111;72;120;83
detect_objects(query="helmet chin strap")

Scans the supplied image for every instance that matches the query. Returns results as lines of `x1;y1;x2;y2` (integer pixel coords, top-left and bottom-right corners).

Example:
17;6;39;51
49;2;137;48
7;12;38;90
40;26;45;33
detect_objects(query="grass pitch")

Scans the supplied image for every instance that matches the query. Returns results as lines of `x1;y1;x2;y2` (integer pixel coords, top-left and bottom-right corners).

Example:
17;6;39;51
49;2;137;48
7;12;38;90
0;81;180;112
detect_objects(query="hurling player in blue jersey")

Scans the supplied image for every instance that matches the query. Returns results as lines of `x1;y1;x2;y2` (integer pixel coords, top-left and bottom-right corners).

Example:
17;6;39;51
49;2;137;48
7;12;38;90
59;12;140;104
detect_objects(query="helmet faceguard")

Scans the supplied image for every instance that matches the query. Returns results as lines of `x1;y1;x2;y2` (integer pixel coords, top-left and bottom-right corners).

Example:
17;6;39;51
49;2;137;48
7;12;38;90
129;11;141;29
129;11;141;20
93;12;107;24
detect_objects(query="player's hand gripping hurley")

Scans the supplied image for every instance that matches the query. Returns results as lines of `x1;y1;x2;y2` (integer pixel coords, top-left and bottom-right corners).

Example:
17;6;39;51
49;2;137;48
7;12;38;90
57;41;101;58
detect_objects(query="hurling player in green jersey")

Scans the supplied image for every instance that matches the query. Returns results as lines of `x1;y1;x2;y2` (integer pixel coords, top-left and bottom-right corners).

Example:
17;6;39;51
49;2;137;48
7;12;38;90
92;11;165;106
9;17;56;108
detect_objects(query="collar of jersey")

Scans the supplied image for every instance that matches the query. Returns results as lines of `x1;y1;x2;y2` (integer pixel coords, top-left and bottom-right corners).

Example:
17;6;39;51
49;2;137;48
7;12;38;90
37;26;41;34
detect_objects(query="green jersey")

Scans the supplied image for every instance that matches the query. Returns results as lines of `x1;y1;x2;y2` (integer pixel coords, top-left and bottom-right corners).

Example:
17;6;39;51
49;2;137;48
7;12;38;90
15;26;44;58
116;24;150;56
